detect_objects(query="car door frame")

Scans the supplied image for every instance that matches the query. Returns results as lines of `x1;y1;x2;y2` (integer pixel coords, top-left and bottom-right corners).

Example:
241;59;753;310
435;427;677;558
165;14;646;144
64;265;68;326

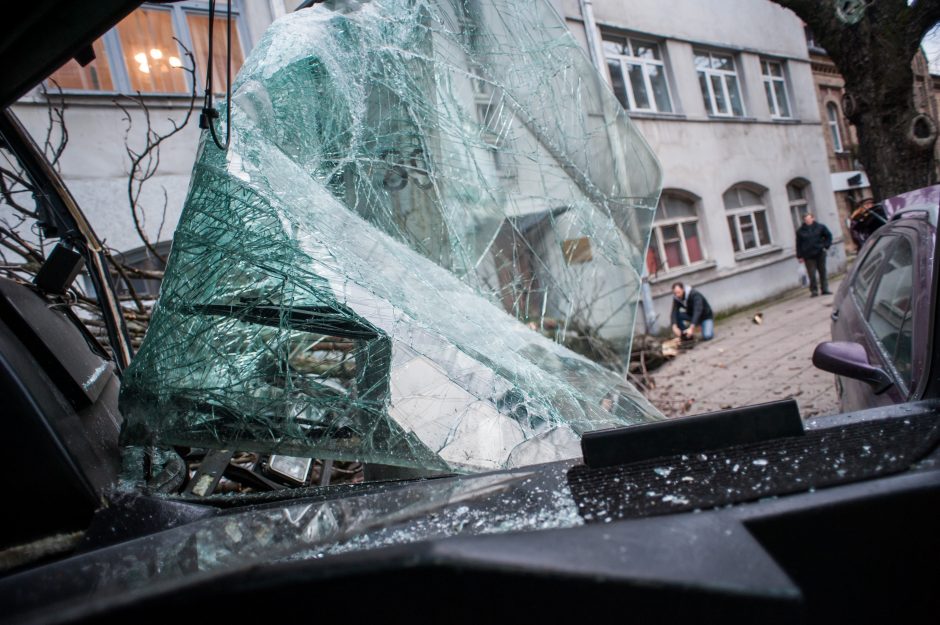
833;223;926;411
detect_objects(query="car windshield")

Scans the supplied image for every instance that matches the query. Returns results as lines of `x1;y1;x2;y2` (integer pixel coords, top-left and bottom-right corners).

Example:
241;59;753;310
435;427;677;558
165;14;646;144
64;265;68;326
118;0;664;473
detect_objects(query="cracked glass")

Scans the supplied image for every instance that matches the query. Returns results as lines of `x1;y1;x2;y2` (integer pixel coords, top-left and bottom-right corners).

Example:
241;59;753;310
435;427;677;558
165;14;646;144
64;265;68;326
119;0;664;473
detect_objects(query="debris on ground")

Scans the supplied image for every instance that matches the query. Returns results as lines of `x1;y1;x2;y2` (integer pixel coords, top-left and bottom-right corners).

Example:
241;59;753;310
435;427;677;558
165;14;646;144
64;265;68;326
661;337;681;358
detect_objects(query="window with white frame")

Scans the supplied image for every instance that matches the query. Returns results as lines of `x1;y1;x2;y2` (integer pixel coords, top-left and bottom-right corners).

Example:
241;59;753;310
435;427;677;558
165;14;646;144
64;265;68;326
48;1;246;95
761;60;791;118
694;49;745;117
646;191;705;275
827;102;844;152
472;65;517;178
603;35;673;113
788;179;812;230
724;185;772;253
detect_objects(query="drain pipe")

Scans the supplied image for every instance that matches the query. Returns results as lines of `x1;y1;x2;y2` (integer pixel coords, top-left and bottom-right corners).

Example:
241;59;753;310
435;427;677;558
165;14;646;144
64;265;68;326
578;0;658;336
578;0;606;73
640;269;659;334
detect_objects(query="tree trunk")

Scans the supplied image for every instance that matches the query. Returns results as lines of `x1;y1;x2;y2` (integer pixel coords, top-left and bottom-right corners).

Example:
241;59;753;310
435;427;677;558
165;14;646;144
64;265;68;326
772;0;940;199
850;98;937;199
836;5;938;200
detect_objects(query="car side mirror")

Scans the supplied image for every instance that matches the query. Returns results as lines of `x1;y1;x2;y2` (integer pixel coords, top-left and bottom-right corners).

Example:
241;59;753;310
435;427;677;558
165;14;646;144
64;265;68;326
812;341;894;394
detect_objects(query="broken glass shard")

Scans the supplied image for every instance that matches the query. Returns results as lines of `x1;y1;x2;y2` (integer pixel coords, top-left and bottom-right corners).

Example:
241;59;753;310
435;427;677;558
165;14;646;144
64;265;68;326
119;0;664;473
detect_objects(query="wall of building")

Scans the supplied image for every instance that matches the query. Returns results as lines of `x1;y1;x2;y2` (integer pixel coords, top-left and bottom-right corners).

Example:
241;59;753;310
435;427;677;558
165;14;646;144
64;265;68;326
10;101;199;253
639;118;843;317
8;0;282;254
810;53;857;172
808;46;940;256
5;0;848;341
563;0;845;331
562;0;809;59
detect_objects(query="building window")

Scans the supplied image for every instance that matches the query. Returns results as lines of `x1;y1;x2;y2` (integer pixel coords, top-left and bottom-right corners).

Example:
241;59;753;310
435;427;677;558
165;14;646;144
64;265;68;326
827;102;844;152
117;8;191;93
866;237;914;390
83;241;172;298
761;60;791;118
804;27;825;53
788;179;812;230
48;2;245;95
473;66;517;178
48;39;115;91
694;49;745;117
603;35;673;113
724;184;772;253
646;191;705;274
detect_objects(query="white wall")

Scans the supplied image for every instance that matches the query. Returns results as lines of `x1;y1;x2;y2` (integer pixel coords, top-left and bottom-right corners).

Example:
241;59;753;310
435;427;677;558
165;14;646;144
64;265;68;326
636;120;841;254
4;0;843;338
563;0;809;59
564;0;845;328
11;101;200;252
7;0;284;253
649;253;829;327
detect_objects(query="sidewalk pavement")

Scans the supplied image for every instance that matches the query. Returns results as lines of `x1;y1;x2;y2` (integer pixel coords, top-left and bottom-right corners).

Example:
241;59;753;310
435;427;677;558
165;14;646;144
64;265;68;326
645;278;842;420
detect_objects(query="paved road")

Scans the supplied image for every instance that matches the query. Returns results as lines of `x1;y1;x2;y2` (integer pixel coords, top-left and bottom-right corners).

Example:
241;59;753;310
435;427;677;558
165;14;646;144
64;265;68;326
646;279;842;420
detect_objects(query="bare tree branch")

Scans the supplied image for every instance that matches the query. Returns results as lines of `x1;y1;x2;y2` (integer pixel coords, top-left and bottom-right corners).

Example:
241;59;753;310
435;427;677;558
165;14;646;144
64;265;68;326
107;253;146;314
117;39;198;265
910;0;940;44
116;263;165;280
40;79;69;170
771;0;940;197
0;226;43;264
0;168;39;219
0;45;197;358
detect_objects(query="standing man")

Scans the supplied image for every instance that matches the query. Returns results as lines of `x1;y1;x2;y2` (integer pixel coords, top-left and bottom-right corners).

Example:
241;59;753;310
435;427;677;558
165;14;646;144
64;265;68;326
671;283;714;341
795;213;833;297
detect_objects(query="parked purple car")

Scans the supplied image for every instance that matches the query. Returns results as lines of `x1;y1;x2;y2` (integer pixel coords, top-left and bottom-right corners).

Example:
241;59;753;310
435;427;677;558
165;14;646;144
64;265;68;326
814;186;938;412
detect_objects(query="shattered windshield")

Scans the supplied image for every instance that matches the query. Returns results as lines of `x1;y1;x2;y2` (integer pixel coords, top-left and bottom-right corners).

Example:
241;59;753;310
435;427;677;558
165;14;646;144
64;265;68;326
119;0;663;473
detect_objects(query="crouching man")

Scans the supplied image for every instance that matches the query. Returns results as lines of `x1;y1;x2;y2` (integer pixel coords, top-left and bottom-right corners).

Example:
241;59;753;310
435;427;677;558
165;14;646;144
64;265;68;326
671;282;714;341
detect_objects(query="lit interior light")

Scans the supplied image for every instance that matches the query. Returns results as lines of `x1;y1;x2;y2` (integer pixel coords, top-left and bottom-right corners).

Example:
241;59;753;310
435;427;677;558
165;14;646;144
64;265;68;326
138;62;150;74
168;56;182;68
150;48;163;59
134;52;147;64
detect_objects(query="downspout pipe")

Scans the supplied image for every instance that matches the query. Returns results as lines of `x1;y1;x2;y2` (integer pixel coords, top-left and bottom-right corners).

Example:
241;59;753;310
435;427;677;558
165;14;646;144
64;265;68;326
578;0;607;74
640;269;659;334
578;0;658;336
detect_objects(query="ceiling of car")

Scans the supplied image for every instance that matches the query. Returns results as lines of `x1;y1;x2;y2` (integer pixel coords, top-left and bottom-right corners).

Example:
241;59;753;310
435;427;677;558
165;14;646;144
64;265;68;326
0;0;142;109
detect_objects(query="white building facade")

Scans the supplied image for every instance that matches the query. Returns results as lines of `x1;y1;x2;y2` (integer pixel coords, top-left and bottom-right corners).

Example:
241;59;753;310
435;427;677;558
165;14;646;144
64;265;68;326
8;0;843;337
10;1;289;256
560;0;845;329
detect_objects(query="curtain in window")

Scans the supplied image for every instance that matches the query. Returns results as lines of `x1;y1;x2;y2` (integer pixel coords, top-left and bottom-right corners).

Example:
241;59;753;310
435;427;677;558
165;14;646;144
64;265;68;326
49;39;113;91
187;11;245;95
117;9;189;93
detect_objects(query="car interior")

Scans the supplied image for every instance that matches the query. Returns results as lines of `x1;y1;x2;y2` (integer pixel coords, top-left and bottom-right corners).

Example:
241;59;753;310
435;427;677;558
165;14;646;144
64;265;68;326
1;2;939;624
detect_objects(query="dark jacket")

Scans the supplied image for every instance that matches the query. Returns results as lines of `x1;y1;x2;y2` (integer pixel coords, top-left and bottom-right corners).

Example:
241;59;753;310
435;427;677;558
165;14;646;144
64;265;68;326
671;285;713;327
795;222;832;260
